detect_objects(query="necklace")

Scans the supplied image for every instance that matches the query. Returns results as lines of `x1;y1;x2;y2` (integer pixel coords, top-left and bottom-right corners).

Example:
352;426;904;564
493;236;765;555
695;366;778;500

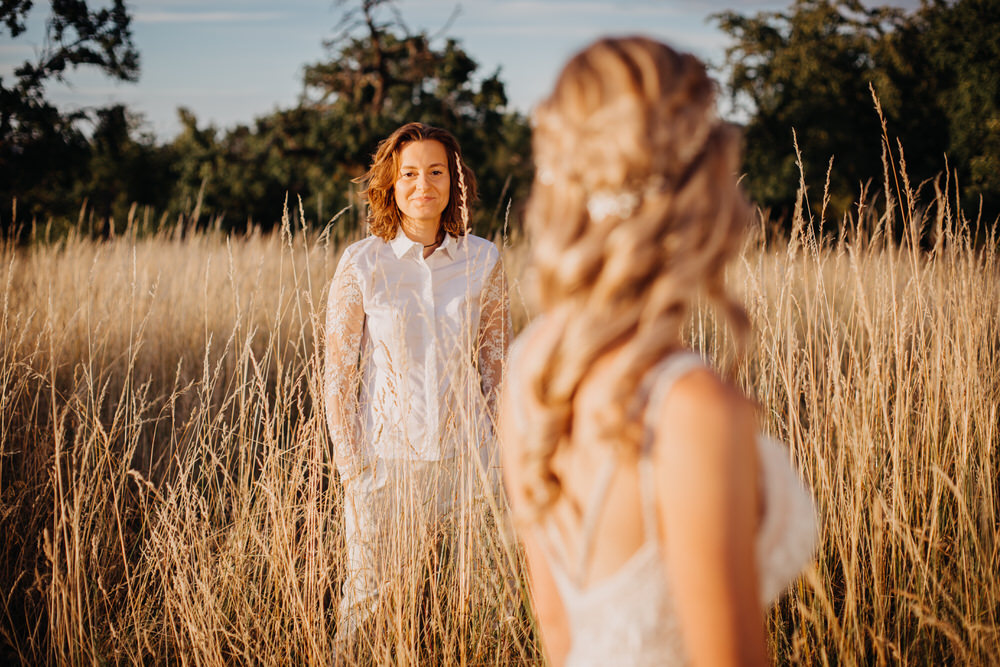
423;231;445;248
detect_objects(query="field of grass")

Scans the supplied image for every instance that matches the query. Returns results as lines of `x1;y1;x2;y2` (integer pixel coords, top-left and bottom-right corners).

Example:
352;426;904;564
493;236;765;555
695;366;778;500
1;160;998;664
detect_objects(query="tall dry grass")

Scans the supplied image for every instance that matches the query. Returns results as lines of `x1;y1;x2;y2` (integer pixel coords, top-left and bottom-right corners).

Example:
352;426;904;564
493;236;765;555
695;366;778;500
0;209;537;665
744;223;1000;663
1;151;998;665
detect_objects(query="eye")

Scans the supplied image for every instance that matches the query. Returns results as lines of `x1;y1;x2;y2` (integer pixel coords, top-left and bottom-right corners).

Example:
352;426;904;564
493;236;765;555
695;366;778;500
432;169;445;176
401;171;415;178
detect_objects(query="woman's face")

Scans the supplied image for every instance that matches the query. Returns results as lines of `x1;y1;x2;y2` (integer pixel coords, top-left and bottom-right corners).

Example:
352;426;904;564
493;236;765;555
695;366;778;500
393;140;451;228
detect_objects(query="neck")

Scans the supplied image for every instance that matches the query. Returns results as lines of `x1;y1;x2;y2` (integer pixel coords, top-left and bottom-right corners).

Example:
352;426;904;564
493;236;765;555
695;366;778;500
401;219;442;247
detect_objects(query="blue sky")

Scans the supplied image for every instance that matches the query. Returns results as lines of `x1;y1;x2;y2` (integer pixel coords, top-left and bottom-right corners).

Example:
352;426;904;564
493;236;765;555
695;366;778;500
2;0;919;140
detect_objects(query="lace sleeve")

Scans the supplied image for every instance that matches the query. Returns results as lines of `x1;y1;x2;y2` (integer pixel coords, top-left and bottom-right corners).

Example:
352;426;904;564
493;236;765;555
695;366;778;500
754;435;819;603
476;255;512;419
324;248;365;477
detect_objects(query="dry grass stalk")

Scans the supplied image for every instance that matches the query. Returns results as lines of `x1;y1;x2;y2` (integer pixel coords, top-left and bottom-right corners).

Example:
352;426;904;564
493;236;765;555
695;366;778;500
1;155;998;663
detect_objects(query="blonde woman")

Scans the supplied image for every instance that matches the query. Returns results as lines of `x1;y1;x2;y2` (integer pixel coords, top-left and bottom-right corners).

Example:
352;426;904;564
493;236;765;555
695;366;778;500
499;38;816;666
325;122;510;644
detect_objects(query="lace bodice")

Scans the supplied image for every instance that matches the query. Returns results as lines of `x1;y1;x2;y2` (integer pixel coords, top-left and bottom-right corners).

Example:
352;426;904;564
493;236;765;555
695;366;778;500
324;231;511;476
541;457;688;666
506;332;818;666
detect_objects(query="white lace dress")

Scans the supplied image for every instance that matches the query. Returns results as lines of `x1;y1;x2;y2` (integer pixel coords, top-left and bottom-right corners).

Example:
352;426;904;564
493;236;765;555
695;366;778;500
508;340;818;666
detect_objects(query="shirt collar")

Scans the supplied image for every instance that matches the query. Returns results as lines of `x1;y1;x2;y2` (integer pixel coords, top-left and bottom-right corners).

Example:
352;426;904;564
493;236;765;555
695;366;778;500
389;228;461;259
389;228;419;258
438;231;459;258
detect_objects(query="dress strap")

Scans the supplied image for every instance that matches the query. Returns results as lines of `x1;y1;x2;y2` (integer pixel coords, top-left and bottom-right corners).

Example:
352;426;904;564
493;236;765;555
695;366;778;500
539;455;618;586
639;352;708;455
573;456;618;583
637;459;659;542
635;352;709;539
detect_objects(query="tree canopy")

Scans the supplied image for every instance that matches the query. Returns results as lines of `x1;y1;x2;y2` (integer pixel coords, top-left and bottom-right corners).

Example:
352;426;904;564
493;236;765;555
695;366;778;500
2;0;531;239
714;0;1000;225
5;0;998;238
1;0;141;231
161;0;531;237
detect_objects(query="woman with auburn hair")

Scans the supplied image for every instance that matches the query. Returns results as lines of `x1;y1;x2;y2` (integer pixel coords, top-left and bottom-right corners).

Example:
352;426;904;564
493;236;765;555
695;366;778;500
324;122;510;645
498;37;816;666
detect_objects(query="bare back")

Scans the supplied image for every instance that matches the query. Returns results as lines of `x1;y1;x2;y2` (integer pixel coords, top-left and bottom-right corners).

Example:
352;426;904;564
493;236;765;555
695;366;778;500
540;342;658;588
500;318;777;666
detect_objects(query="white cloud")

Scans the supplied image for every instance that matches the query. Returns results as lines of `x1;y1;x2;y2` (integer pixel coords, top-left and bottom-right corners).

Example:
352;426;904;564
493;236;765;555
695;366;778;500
461;23;609;37
53;85;263;97
134;11;287;24
476;0;684;17
0;44;35;57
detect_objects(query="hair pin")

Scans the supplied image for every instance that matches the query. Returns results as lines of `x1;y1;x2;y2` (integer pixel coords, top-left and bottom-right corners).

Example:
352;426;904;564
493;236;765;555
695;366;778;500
586;191;640;222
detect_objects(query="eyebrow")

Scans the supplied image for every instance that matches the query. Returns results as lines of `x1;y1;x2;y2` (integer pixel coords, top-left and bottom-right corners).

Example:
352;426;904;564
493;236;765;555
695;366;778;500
400;162;448;170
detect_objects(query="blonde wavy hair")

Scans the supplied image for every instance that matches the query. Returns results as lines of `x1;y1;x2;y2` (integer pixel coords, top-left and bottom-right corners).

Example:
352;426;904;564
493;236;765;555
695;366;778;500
355;122;478;242
522;37;752;514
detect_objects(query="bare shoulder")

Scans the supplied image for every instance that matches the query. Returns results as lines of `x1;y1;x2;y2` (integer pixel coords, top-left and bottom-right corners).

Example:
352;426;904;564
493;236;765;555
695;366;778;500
651;364;757;468
662;367;753;423
651;365;769;666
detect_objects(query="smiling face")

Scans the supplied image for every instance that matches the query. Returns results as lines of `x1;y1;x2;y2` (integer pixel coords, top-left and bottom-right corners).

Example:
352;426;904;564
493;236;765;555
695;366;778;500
393;140;451;229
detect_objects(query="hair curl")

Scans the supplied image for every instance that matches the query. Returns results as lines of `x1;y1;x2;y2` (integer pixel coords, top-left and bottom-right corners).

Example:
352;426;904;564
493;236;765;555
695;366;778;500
522;37;752;514
355;122;478;241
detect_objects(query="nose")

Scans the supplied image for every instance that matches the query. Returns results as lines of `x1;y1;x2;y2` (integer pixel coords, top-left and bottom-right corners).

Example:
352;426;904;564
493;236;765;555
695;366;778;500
415;173;430;191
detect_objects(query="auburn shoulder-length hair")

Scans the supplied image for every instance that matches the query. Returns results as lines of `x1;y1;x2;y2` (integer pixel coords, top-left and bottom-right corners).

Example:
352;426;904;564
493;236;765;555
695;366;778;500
355;122;479;241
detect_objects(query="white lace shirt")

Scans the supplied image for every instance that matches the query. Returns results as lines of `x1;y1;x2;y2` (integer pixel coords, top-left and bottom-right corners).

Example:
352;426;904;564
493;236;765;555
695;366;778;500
324;230;510;473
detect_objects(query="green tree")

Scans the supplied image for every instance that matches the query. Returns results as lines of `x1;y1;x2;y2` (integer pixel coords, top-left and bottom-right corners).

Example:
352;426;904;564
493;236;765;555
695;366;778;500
714;0;1000;226
714;0;907;217
0;0;140;233
171;0;531;236
893;0;1000;218
71;105;174;233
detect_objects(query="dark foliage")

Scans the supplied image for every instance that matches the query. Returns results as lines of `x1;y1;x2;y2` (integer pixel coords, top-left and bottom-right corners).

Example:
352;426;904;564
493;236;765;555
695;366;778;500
1;0;140;235
2;0;532;239
166;1;531;237
714;0;1000;228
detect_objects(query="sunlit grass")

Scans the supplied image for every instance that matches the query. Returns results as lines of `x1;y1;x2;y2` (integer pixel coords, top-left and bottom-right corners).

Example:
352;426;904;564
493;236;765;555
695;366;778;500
1;158;998;663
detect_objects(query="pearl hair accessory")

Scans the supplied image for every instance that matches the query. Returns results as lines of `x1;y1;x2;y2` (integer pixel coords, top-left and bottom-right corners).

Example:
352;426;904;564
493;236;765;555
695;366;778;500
586;190;640;222
537;162;667;223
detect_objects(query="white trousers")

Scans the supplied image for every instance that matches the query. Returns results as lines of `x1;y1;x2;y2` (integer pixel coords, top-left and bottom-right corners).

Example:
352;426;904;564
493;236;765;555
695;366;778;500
335;456;481;645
